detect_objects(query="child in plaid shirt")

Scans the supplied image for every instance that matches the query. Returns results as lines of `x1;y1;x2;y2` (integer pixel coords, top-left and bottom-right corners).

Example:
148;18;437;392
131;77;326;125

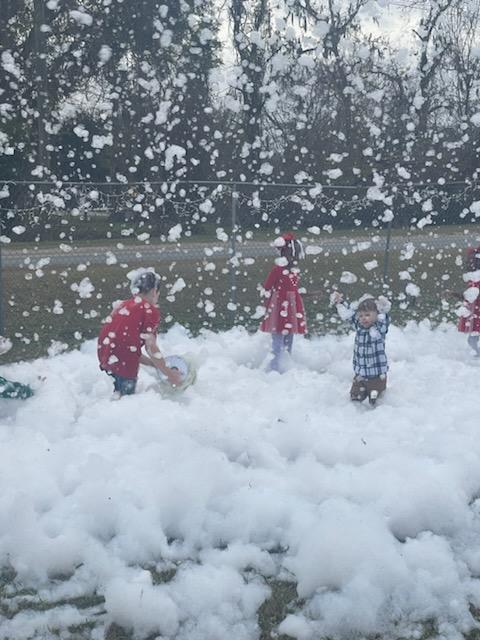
331;292;391;405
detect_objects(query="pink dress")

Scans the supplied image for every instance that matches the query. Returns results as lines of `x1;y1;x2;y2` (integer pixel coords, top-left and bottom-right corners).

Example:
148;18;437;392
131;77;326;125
260;265;307;334
457;279;480;334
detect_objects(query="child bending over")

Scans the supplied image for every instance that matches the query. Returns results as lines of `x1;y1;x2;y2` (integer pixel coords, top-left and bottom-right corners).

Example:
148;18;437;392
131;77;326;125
98;269;181;396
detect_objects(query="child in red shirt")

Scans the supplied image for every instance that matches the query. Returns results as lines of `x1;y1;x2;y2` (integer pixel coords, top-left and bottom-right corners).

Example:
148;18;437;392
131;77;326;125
98;270;181;395
445;245;480;356
260;232;309;372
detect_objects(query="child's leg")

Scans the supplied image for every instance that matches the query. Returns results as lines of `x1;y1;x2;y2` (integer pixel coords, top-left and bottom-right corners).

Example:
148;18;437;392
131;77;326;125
112;374;137;395
467;335;480;356
365;375;387;404
350;376;368;402
284;334;294;354
269;333;284;372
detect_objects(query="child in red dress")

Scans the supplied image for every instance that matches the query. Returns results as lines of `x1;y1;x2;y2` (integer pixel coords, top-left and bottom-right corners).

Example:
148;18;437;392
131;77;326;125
444;245;480;356
260;232;309;372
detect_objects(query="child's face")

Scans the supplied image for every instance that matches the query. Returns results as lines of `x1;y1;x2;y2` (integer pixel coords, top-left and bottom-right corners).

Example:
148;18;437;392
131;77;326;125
357;309;378;328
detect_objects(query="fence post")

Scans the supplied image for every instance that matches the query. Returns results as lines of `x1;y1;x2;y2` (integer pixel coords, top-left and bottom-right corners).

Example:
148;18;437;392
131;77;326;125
0;217;3;336
383;217;393;284
229;185;238;326
33;0;50;175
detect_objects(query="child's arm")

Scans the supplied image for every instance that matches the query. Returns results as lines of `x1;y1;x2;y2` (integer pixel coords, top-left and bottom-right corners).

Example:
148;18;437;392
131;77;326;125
262;266;281;292
330;291;357;326
443;289;465;302
143;334;182;386
375;296;391;333
259;266;281;301
139;353;157;367
376;313;390;335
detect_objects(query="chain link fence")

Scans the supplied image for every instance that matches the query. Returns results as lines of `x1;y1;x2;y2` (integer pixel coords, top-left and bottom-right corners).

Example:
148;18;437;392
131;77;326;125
0;179;479;362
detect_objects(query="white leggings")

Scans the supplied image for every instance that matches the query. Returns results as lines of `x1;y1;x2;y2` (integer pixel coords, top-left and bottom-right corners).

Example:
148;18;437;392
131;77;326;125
468;335;480;355
269;333;294;372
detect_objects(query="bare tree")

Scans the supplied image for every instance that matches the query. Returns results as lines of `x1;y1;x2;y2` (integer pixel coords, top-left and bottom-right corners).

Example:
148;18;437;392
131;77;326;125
227;0;274;178
411;0;459;135
440;0;480;120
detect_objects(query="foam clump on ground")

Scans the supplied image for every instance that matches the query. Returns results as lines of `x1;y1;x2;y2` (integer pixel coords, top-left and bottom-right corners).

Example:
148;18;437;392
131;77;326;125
1;322;480;639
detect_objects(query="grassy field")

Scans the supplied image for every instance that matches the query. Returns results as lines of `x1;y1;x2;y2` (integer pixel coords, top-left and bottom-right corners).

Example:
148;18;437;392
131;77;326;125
1;233;467;363
0;229;478;637
2;565;480;640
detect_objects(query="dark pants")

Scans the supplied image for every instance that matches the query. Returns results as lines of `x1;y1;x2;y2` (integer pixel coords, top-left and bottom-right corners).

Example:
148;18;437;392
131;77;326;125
108;373;137;396
350;375;387;402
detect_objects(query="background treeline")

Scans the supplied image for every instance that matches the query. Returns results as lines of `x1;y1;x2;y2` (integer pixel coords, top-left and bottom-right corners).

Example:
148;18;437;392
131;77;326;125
1;0;480;227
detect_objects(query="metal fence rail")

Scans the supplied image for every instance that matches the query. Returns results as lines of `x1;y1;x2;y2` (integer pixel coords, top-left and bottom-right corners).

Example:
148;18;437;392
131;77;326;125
1;231;474;269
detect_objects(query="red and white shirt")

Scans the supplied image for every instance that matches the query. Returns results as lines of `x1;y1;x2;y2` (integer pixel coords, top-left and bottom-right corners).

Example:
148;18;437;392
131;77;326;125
457;276;480;334
97;296;160;378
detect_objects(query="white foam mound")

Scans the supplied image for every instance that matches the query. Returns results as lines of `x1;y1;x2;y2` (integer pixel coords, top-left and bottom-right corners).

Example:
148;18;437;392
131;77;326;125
1;322;480;639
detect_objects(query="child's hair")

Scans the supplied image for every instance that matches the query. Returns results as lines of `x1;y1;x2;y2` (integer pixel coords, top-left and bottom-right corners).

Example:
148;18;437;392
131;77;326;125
357;298;378;313
131;270;161;294
276;232;305;262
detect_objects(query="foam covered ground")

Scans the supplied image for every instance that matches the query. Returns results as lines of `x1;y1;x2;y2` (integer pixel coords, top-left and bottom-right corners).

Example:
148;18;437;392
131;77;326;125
1;322;480;640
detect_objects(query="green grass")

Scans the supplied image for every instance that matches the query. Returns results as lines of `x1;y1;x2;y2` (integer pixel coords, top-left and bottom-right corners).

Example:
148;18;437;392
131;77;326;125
0;236;466;363
2;563;480;640
257;579;303;640
0;566;105;637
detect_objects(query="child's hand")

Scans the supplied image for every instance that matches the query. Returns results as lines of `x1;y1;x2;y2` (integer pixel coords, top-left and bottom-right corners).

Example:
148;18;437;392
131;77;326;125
166;367;183;387
300;289;322;298
442;289;462;301
330;291;343;305
376;295;391;313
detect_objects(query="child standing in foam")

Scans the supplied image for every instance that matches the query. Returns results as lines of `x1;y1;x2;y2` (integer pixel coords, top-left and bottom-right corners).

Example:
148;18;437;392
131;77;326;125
259;232;307;372
332;292;391;405
444;245;480;357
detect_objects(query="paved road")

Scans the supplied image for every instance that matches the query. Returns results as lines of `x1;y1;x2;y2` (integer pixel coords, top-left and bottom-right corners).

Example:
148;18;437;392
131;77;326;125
1;232;476;268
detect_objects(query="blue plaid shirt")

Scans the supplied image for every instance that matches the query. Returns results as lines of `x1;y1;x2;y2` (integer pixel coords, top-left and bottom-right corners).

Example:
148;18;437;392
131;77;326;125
350;314;389;378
